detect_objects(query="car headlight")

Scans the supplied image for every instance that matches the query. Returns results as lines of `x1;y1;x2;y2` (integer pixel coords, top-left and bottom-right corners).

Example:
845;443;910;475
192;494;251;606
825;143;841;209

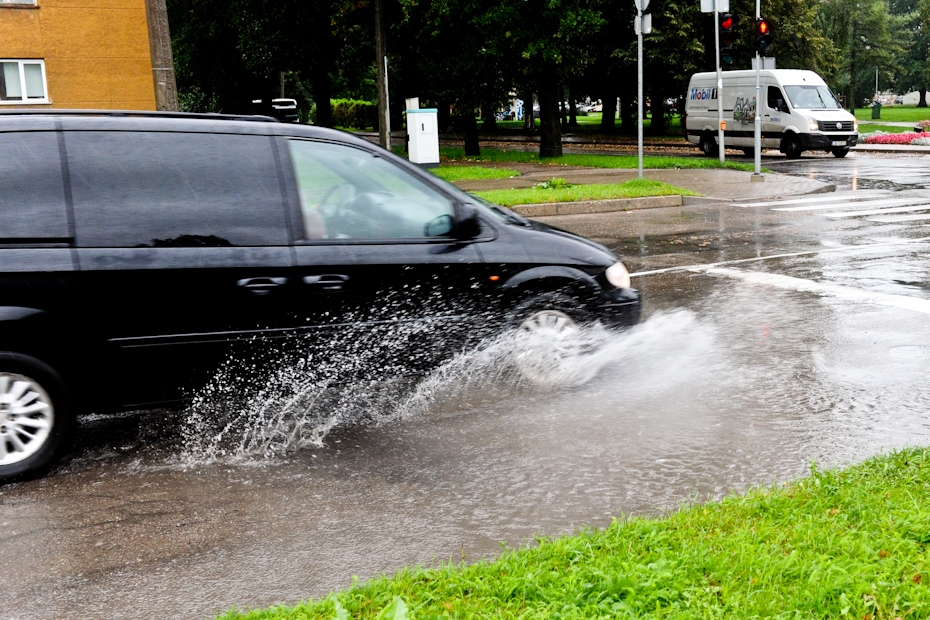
605;262;632;289
809;117;819;131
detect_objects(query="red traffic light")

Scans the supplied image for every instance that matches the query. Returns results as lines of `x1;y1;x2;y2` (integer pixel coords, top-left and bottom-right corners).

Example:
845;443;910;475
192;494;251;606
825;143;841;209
755;17;773;51
721;15;733;30
756;19;769;34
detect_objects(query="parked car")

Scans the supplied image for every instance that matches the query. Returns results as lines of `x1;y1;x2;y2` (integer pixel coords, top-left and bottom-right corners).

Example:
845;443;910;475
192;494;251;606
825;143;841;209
0;110;641;482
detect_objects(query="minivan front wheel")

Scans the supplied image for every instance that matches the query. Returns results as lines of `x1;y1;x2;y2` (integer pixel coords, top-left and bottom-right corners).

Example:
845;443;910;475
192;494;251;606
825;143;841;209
509;293;590;384
0;355;71;483
831;147;849;158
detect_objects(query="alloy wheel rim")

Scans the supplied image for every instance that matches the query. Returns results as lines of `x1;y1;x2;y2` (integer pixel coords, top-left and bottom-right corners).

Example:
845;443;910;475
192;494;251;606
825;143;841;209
0;373;54;466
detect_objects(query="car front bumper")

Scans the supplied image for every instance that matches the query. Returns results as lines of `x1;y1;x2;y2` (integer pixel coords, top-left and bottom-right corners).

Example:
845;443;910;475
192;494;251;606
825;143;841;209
801;133;859;150
593;287;642;328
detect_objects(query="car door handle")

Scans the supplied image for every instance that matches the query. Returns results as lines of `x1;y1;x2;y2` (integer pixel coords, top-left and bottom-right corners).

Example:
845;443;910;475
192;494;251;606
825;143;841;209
237;277;287;295
303;274;349;292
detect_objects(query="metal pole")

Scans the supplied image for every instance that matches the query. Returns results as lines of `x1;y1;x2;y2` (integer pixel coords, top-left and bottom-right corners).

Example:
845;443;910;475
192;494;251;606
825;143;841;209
637;9;644;178
753;0;762;178
714;0;724;164
383;56;392;147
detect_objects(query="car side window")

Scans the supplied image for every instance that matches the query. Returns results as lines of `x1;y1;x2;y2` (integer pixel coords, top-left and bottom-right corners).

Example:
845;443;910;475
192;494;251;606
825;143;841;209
0;131;70;240
767;86;786;110
68;131;288;247
287;139;455;241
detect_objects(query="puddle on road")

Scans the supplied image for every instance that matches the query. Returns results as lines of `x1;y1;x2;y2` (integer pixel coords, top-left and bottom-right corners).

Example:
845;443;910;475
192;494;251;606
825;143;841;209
5;271;930;620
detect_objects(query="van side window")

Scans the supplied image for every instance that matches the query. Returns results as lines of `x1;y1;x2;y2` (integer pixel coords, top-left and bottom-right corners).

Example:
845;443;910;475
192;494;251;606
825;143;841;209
287;140;455;241
767;86;786;110
67;132;288;248
0;131;70;240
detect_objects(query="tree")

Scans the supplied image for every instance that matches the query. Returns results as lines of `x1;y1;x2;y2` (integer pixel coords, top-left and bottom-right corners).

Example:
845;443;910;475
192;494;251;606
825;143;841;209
889;0;929;106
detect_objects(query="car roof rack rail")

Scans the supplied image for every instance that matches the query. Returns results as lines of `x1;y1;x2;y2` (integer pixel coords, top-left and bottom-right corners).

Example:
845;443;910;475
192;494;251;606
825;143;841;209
0;109;279;123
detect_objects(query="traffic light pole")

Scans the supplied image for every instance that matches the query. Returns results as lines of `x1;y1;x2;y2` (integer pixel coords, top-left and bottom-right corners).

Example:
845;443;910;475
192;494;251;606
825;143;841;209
637;4;644;178
714;0;724;164
753;0;763;178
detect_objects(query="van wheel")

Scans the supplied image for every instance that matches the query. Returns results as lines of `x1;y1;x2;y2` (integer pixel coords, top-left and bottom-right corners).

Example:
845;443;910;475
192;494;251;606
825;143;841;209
0;354;71;484
741;148;755;158
700;132;718;157
782;134;802;159
831;147;849;158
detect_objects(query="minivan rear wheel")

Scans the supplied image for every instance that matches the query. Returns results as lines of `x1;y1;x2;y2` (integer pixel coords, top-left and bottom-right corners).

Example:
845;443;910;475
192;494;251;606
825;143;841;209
700;132;718;157
0;354;71;483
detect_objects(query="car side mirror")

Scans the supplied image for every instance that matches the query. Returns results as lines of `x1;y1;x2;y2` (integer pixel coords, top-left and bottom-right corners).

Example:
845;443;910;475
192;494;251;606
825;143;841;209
455;203;482;240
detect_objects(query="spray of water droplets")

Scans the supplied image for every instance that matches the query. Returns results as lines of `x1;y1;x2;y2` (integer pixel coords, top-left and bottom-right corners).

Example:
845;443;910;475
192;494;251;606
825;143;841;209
179;309;708;464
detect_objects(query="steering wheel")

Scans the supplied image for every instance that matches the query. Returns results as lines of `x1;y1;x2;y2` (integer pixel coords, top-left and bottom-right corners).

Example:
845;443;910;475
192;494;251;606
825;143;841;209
318;183;356;218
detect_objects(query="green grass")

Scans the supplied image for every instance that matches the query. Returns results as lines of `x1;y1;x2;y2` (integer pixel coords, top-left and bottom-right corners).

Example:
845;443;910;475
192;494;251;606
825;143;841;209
219;448;930;619
492;113;685;136
858;123;916;134
473;179;698;206
440;147;756;172
853;105;930;123
429;166;520;182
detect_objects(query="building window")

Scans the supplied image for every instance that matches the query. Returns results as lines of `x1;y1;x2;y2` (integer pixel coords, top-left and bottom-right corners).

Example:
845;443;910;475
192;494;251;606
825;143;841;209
0;0;38;4
0;60;48;104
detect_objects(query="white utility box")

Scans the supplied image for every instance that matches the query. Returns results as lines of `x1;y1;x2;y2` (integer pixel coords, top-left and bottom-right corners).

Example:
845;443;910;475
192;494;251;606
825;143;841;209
406;101;440;168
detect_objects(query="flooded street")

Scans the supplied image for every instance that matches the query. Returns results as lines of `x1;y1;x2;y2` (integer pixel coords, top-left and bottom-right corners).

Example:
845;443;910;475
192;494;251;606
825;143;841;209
4;153;930;619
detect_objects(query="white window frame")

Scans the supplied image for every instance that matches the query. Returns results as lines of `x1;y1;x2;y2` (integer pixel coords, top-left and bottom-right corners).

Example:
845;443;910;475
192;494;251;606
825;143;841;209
0;59;49;105
0;0;38;5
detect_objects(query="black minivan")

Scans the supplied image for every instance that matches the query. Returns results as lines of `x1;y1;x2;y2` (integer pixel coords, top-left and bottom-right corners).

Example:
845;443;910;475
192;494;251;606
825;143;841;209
0;110;640;481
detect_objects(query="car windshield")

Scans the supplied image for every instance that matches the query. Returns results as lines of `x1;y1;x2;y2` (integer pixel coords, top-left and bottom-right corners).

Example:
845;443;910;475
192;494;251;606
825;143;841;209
784;85;840;109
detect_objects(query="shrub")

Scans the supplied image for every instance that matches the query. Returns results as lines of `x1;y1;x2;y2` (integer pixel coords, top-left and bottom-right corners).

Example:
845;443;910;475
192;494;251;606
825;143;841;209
330;99;378;129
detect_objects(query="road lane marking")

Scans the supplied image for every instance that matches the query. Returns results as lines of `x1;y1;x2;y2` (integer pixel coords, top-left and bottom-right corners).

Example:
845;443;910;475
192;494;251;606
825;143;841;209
733;194;885;208
772;198;918;212
698;267;930;315
630;236;930;277
825;204;930;218
867;214;930;223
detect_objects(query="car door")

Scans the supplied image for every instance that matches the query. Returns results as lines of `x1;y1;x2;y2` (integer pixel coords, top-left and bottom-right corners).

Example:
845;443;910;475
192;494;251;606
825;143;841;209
280;137;488;368
764;84;789;148
66;121;300;409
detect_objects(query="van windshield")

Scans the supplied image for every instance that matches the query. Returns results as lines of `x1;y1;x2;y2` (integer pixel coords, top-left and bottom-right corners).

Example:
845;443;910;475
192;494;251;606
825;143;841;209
784;85;840;109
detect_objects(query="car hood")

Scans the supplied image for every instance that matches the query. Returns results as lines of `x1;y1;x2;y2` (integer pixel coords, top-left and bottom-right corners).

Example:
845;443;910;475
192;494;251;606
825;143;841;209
524;219;618;264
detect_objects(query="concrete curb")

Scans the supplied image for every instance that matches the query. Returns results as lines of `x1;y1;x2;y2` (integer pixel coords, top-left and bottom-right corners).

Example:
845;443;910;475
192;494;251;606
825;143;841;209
510;195;682;217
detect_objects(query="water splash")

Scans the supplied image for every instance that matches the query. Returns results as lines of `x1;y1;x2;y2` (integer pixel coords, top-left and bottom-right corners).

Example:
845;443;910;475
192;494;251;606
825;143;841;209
179;310;708;464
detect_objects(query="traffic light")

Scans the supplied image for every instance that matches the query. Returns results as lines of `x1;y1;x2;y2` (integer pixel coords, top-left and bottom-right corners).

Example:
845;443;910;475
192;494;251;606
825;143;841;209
755;17;773;52
719;13;735;65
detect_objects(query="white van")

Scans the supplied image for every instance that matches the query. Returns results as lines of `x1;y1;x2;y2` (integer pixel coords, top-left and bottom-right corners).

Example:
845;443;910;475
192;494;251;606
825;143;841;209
684;69;858;158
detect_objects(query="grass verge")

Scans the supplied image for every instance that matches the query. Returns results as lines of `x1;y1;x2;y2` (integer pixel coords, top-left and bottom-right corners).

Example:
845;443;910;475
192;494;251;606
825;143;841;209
853;106;930;123
217;448;930;620
858;123;915;134
429;166;520;182
473;179;698;207
440;147;757;172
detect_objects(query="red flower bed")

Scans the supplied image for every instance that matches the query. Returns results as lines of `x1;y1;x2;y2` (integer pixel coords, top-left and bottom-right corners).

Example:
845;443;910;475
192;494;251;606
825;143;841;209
863;132;930;144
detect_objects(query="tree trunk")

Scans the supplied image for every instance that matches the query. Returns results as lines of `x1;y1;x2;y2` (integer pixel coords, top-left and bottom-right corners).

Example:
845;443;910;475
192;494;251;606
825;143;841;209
619;94;633;135
481;102;497;133
568;84;578;127
438;100;451;132
455;108;480;156
538;78;562;158
919;88;927;108
600;92;617;133
647;89;666;136
312;69;333;127
522;91;535;131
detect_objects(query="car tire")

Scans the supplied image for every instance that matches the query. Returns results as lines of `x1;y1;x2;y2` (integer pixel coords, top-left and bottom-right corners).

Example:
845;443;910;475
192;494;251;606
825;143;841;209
508;293;591;384
831;147;849;158
700;132;718;157
741;147;755;158
0;354;72;484
782;134;802;159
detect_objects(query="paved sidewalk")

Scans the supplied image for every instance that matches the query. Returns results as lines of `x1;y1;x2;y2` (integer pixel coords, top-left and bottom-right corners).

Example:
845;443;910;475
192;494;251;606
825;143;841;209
453;165;834;202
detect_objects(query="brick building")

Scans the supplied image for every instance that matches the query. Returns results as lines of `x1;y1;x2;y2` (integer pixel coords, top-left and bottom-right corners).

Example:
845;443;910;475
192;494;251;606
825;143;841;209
0;0;176;110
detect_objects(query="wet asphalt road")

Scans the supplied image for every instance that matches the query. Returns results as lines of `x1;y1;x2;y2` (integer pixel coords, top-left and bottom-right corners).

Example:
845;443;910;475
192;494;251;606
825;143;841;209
3;153;930;620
